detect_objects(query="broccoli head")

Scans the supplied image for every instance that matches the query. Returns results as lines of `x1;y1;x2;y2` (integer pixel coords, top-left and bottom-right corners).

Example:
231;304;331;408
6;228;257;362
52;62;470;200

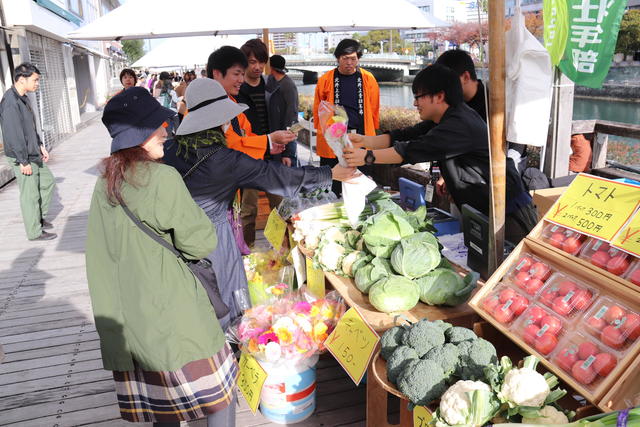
445;326;477;345
455;338;498;381
423;343;460;379
431;319;453;333
397;359;447;406
402;319;445;357
386;345;419;384
380;326;407;360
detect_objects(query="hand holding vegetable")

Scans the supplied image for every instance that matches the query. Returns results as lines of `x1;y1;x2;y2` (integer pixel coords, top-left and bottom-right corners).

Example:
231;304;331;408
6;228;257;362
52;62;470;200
330;164;359;182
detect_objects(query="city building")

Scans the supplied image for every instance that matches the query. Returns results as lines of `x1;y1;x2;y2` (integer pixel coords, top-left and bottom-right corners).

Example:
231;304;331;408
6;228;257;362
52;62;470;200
0;0;125;153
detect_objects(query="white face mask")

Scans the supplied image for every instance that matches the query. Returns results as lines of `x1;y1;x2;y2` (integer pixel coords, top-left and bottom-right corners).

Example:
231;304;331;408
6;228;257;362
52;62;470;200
222;122;231;133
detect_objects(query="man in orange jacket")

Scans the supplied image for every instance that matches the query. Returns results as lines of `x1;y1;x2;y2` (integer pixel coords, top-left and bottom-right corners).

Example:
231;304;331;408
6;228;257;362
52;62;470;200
313;38;380;196
206;46;295;161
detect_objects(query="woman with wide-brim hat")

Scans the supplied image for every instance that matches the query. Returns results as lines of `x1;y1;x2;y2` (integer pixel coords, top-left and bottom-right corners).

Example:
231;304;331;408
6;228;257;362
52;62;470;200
164;78;357;331
86;86;238;427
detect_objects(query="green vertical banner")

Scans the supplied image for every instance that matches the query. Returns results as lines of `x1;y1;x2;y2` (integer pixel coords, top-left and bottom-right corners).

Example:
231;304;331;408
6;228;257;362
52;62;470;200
543;0;569;65
558;0;628;88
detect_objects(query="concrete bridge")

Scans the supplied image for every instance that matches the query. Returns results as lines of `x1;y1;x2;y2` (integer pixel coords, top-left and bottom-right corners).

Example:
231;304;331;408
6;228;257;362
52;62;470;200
284;54;420;83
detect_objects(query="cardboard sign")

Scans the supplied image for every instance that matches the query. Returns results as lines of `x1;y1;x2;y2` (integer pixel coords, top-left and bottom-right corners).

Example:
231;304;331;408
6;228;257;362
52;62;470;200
264;209;287;251
325;307;379;386
238;353;267;415
413;405;433;427
544;174;640;241
611;210;640;257
306;256;325;298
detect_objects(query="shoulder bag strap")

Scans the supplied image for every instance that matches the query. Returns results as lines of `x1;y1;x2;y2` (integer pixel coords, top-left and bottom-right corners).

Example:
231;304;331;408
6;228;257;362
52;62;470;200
182;145;223;180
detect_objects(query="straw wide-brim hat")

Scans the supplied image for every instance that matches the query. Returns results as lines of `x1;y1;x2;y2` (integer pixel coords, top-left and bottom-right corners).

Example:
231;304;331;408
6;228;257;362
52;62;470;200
176;78;248;136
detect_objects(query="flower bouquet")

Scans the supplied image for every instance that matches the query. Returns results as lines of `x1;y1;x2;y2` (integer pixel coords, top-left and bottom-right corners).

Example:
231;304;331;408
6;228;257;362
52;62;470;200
317;101;352;167
243;249;293;306
237;285;346;367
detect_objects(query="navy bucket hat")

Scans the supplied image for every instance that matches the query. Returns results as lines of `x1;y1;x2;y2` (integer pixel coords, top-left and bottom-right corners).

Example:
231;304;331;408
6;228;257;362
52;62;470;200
102;87;176;154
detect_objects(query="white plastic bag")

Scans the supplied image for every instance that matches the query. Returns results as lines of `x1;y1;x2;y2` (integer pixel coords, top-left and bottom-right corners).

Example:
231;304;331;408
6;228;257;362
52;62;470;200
341;173;377;227
506;5;553;147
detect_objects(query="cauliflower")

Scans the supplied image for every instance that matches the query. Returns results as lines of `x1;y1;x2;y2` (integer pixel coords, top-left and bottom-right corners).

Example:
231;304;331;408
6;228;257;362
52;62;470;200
316;242;346;271
341;250;364;277
499;367;550;407
322;226;347;245
438;380;492;426
521;405;569;424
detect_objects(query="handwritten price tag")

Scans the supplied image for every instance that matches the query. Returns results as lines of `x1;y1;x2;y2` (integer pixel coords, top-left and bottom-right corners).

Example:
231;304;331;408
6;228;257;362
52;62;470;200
306;257;325;298
238;353;267;415
325;307;379;386
611;210;640;257
264;209;287;251
413;405;433;427
544;174;640;241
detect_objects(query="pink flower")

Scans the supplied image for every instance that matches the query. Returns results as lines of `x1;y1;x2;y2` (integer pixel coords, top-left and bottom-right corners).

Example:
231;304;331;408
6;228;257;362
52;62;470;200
258;331;279;345
293;301;312;314
328;122;347;139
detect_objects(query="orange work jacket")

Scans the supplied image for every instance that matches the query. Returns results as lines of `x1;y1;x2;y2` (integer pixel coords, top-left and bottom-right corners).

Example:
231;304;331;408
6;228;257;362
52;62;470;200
312;68;380;159
224;96;268;160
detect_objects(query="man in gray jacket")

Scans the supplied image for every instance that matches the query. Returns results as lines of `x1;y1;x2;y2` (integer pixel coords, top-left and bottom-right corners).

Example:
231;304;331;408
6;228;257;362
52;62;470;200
0;63;56;240
266;54;299;167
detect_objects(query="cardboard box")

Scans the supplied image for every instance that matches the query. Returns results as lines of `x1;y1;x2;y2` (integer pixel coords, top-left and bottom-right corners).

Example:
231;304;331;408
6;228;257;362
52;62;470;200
531;187;567;219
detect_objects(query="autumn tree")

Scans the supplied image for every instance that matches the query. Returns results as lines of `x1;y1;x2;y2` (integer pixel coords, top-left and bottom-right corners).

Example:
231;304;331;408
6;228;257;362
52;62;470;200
353;30;407;54
122;39;144;63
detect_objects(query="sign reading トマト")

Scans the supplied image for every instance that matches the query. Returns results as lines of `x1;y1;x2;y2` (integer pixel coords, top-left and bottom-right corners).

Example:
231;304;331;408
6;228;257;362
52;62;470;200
544;174;640;241
325;307;379;386
238;353;267;415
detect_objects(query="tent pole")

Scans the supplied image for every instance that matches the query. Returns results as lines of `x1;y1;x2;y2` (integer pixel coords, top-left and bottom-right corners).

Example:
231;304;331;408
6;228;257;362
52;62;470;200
487;0;506;273
263;28;271;74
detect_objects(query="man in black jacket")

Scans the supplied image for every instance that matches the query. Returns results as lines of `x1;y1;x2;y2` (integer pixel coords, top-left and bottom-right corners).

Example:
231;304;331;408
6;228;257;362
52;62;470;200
0;63;56;241
266;55;298;167
343;64;536;244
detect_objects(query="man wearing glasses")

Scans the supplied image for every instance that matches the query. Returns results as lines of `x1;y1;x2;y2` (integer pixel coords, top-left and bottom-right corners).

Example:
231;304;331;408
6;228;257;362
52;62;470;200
343;64;536;244
313;38;380;196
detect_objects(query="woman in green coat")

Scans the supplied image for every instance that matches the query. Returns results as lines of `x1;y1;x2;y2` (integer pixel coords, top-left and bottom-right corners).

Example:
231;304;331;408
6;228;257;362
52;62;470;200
86;87;237;427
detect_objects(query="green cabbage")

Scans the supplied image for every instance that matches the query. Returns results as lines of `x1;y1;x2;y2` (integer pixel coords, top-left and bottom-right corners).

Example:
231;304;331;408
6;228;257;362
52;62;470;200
390;233;441;279
369;275;421;313
341;250;368;277
345;230;362;250
354;257;393;294
416;269;479;306
362;212;415;258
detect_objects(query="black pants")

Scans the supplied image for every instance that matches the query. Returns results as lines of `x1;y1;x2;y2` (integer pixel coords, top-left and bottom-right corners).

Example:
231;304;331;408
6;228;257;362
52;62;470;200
505;202;538;244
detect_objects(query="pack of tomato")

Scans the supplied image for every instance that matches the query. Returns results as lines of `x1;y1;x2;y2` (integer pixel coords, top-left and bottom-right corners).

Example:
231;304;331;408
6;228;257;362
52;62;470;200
579;238;639;283
543;223;588;255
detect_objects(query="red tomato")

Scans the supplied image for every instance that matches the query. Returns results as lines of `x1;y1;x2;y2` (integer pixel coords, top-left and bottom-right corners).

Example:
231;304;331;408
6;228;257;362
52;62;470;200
499;288;516;303
587;315;607;331
535;333;558;355
578;341;599;359
539;288;557;308
527;306;547;325
562;236;582;254
558;280;578;296
541;315;562;335
516;256;535;272
523;324;541;345
550;232;565;248
482;295;500;313
514;271;531;288
531;262;551;280
555;347;578;372
604;305;626;324
524;278;545;295
630;268;640;286
553;296;573;316
511;294;529;316
570;289;593;311
601;326;625;349
593;353;617;377
622;312;640;341
493;306;514;324
607;255;630;276
572;360;597;385
591;251;611;269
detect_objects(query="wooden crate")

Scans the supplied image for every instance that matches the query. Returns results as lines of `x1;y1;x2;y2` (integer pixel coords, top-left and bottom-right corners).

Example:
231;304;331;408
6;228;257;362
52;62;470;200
469;237;640;403
528;219;640;294
598;354;640;411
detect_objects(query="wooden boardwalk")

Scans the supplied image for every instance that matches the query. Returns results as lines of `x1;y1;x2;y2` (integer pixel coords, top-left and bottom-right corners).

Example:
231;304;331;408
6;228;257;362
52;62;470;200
0;119;366;426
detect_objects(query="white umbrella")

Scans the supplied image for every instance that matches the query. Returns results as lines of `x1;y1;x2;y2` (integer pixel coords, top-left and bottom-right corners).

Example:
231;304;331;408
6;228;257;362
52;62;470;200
67;0;448;41
131;35;247;68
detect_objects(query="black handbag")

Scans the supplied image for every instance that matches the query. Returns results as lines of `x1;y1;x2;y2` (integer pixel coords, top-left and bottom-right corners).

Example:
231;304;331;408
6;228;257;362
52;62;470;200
120;194;230;319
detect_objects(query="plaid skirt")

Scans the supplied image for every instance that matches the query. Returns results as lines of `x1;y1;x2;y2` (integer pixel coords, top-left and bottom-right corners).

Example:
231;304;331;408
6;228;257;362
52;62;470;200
113;343;238;423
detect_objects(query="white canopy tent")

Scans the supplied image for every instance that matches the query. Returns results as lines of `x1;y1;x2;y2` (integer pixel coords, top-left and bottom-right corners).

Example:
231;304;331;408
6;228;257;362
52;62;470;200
67;0;448;41
131;35;247;68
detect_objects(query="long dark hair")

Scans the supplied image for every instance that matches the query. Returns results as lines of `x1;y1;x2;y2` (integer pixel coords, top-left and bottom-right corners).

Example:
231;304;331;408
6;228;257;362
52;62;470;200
101;146;157;205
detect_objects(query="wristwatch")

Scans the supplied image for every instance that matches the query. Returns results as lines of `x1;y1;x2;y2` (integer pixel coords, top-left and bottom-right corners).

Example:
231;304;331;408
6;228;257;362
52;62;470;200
364;150;376;165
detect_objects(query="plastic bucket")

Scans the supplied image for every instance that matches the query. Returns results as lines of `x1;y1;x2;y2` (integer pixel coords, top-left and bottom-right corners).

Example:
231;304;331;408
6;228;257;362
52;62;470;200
258;356;317;424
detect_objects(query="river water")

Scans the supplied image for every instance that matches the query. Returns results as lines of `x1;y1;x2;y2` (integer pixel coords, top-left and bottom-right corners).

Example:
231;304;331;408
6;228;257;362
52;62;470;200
297;83;640;126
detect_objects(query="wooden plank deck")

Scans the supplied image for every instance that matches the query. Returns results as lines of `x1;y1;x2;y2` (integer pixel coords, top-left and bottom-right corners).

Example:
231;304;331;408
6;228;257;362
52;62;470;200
0;119;366;426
